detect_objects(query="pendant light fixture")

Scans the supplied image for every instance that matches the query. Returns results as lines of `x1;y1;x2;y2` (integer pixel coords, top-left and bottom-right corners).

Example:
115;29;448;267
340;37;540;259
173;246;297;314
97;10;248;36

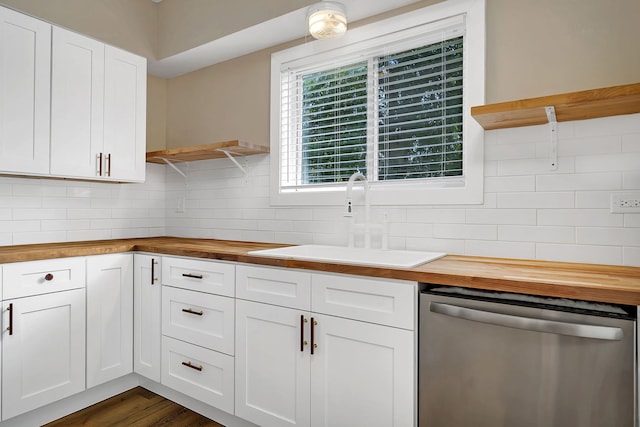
307;2;348;39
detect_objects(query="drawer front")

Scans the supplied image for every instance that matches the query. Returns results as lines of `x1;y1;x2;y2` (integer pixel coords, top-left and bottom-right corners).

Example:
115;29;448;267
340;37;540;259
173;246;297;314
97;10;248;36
3;257;86;299
236;265;311;310
162;256;234;297
161;336;234;414
162;286;234;355
311;273;416;330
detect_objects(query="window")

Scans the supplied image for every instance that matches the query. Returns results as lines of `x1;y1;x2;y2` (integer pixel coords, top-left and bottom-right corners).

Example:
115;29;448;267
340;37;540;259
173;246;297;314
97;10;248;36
270;0;485;206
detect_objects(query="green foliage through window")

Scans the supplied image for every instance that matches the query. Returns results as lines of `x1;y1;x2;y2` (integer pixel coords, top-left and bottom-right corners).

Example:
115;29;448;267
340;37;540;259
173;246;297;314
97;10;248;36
299;36;464;185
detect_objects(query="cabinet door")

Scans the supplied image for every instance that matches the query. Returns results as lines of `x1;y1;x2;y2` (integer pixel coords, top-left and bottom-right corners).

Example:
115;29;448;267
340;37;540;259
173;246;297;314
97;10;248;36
50;26;104;179
103;45;146;182
2;288;86;420
133;254;161;382
235;299;311;427
86;254;133;388
310;315;415;427
0;6;50;175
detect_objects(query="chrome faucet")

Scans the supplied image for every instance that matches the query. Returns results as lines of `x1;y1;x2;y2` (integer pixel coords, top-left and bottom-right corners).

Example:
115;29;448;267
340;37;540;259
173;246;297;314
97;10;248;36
344;172;371;248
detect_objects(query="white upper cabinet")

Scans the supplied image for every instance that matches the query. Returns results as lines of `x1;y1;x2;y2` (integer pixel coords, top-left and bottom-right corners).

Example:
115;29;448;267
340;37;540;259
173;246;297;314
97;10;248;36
0;6;51;175
50;26;146;182
0;5;146;182
103;45;146;182
50;26;105;179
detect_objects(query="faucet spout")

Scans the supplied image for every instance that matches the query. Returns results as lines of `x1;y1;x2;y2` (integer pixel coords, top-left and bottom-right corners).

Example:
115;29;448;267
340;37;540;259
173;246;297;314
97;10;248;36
344;172;371;248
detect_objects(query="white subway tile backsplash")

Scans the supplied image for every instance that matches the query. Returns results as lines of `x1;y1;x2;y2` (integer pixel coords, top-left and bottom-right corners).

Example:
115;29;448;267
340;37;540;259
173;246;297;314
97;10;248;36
574;113;640;137
575;152;640;173
536;243;623;265
406;208;466;224
536;172;621;192
466;209;537;225
498;192;574;209
538;209;623;227
575;191;613;208
497;225;575;244
623;247;640;267
625;214;640;228
0;114;635;267
497;157;575;176
406;237;465;254
465;240;535;259
13;231;67;245
485;176;535;193
622;133;640;152
577;227;640;246
434;224;496;240
623;172;640;190
554;135;622;157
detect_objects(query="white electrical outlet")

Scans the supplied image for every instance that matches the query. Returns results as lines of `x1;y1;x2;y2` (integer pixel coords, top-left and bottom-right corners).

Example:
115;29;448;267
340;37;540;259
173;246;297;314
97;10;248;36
176;197;186;213
610;192;640;213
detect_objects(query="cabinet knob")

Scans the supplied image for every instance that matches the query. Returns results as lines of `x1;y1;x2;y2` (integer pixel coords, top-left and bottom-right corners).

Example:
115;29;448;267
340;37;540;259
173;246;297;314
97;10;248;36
44;273;54;281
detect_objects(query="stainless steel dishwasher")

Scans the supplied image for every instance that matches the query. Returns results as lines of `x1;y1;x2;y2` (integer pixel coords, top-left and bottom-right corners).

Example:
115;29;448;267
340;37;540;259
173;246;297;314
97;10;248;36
419;285;636;427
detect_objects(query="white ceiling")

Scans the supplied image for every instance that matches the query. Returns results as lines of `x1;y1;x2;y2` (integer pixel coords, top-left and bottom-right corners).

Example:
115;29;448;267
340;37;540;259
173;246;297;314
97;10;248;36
147;0;423;78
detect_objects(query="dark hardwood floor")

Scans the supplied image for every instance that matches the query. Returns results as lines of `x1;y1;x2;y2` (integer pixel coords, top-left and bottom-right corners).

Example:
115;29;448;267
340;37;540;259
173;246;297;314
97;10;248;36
44;387;224;427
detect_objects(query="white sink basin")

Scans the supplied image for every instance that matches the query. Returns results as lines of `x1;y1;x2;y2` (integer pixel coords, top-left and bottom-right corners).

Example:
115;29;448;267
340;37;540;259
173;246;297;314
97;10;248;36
248;245;446;268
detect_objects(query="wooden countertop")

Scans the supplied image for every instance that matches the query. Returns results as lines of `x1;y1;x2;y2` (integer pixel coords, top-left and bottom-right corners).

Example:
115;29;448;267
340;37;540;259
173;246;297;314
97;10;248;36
0;237;638;306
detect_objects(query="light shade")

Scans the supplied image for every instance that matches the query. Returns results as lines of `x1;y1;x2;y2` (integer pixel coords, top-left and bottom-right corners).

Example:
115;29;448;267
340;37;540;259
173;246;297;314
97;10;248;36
307;2;347;39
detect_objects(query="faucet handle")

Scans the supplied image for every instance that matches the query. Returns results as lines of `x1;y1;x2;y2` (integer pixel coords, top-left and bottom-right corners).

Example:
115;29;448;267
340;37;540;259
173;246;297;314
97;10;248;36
344;198;353;217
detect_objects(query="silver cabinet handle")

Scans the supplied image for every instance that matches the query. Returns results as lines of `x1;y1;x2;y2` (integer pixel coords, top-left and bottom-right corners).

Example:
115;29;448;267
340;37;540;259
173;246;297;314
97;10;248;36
429;302;624;341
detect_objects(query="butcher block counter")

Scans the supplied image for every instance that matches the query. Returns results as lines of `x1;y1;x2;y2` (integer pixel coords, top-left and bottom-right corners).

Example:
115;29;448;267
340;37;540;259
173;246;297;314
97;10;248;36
0;236;638;306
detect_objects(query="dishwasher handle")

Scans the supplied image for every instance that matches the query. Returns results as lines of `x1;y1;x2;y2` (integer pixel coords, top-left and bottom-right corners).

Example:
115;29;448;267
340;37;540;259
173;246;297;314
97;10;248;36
430;302;624;341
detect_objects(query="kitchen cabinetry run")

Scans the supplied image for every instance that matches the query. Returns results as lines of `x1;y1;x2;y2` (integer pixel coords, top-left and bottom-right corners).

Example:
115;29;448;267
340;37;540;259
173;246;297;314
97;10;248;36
235;264;416;427
50;27;146;182
1;258;86;420
0;6;51;175
160;256;235;414
86;254;133;389
133;254;161;382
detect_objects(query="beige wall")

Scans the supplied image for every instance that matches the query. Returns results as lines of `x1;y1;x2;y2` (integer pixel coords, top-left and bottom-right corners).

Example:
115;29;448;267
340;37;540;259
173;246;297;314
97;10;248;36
147;76;167;152
163;0;640;149
156;0;316;59
0;0;158;59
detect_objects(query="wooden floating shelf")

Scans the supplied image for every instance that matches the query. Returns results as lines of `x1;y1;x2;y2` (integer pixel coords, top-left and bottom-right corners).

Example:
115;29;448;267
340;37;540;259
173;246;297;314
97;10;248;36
146;140;269;164
471;82;640;130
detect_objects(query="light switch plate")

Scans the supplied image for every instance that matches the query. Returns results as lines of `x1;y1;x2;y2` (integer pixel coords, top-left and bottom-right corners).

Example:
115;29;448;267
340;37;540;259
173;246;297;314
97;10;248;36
610;192;640;213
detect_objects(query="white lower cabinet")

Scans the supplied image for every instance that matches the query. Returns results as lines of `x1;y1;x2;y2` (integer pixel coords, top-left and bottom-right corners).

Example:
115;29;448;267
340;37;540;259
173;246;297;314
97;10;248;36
2;288;86;420
310;314;414;427
161;336;234;414
235;299;311;427
160;256;236;413
86;254;133;388
235;265;416;427
133;254;162;382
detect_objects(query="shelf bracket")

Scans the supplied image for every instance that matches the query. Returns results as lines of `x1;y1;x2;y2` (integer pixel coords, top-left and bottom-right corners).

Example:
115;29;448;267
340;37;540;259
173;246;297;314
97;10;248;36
545;106;558;170
154;157;187;178
217;149;248;175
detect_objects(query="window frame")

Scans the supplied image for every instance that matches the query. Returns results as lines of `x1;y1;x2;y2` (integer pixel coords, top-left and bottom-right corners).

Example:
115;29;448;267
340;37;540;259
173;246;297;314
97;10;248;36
270;0;485;206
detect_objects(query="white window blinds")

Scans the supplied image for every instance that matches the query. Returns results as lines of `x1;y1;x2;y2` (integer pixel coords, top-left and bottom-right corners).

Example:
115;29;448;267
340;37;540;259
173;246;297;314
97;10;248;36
278;17;466;192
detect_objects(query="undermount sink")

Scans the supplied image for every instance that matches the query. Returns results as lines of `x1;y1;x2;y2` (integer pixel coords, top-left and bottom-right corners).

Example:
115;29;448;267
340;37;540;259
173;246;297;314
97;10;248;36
248;245;446;268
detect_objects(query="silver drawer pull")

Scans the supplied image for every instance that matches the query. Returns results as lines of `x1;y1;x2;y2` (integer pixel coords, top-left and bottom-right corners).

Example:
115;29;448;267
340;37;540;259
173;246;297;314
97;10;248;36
182;273;203;279
181;361;203;372
182;308;204;316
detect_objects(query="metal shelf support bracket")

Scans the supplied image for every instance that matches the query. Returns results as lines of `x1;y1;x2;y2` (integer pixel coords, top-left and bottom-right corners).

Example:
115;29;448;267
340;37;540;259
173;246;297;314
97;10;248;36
217;149;248;175
545;106;558;170
154;157;187;178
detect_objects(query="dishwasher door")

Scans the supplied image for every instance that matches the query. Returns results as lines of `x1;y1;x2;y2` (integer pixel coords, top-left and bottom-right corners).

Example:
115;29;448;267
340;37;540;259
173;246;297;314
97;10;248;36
419;291;636;427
